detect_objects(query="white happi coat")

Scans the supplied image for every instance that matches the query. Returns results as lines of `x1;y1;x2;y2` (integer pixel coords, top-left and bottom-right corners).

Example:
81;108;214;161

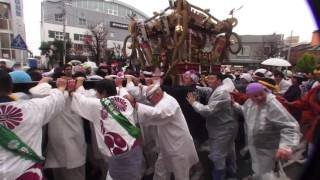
137;93;199;175
279;79;292;95
71;87;138;159
0;89;65;180
29;83;87;169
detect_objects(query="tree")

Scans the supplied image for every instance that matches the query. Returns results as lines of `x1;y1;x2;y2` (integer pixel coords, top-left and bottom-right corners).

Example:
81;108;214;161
39;39;72;67
262;34;283;59
296;53;318;73
39;42;50;55
85;23;108;66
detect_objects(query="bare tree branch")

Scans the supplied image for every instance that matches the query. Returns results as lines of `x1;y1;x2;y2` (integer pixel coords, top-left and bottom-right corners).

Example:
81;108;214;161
84;23;109;65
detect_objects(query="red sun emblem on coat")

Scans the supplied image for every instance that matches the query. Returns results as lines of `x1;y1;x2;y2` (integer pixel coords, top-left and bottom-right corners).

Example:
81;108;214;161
0;105;23;130
104;132;129;155
111;97;127;112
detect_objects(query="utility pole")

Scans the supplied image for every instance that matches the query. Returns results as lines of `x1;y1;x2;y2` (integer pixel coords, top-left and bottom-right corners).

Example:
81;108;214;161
287;30;293;62
62;0;67;65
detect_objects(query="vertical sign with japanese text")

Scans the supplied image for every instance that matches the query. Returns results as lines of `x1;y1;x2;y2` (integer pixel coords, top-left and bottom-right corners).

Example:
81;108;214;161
15;0;22;16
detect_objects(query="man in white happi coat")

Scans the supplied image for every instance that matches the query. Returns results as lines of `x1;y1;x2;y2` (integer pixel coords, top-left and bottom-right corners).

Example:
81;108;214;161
71;78;143;180
136;84;199;180
0;70;66;180
29;75;87;180
126;78;159;176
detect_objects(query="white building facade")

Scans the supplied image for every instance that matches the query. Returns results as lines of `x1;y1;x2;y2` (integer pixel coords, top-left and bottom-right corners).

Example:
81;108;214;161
41;0;148;60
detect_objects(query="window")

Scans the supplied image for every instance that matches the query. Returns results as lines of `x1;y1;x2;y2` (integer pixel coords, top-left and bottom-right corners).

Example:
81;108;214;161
74;34;88;41
79;18;86;25
1;49;10;59
238;46;250;56
107;9;118;16
55;32;63;40
55;13;63;22
0;3;10;30
48;30;55;38
0;19;9;30
0;33;10;48
0;3;10;19
48;31;69;40
74;34;80;41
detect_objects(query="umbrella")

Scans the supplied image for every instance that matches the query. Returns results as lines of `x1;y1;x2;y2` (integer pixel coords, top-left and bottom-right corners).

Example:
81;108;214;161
0;59;15;68
261;58;291;67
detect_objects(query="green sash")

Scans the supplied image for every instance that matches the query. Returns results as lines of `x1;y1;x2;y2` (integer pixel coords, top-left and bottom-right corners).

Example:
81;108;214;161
0;124;45;163
100;98;140;138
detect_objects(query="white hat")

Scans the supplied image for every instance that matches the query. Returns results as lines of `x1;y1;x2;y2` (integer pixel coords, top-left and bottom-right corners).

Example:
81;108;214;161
152;71;164;77
283;70;293;77
240;73;253;83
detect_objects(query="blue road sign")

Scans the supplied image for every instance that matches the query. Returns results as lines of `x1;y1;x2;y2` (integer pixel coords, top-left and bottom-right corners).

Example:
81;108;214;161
11;34;27;50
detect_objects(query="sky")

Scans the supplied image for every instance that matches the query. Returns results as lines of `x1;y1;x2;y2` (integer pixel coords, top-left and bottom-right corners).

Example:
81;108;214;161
23;0;318;56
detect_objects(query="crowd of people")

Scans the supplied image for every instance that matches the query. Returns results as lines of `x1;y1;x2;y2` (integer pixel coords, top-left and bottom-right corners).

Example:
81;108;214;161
0;60;320;180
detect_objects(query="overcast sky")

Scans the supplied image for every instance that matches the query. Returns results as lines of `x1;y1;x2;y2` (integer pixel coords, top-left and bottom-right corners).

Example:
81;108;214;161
23;0;318;56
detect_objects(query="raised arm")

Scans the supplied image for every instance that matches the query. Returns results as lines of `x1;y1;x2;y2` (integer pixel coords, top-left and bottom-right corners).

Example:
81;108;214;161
187;91;230;117
29;78;67;125
71;89;101;123
268;100;301;160
136;103;176;126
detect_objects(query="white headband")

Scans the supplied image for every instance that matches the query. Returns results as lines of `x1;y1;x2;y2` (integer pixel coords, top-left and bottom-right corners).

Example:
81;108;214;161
146;84;160;97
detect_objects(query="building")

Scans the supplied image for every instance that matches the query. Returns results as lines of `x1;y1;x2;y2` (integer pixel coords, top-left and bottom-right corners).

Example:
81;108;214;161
227;34;284;69
0;0;27;62
311;30;320;46
281;30;320;65
284;36;300;45
41;0;149;61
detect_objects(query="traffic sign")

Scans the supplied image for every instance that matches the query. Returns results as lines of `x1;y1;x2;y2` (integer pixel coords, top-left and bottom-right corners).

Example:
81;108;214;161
11;34;28;50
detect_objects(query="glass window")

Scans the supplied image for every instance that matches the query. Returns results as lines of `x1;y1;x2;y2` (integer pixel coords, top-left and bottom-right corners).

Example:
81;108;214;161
56;32;63;40
74;34;86;41
98;1;103;11
108;9;118;16
49;31;66;40
79;18;86;25
88;1;94;10
238;46;251;56
48;30;55;38
55;14;63;22
0;3;10;19
74;34;80;41
84;0;89;9
104;2;109;12
0;33;10;48
120;7;127;17
0;19;9;30
1;49;11;59
78;0;83;8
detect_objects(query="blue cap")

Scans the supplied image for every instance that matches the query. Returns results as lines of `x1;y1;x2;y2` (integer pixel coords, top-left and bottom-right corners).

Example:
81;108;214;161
9;71;32;83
